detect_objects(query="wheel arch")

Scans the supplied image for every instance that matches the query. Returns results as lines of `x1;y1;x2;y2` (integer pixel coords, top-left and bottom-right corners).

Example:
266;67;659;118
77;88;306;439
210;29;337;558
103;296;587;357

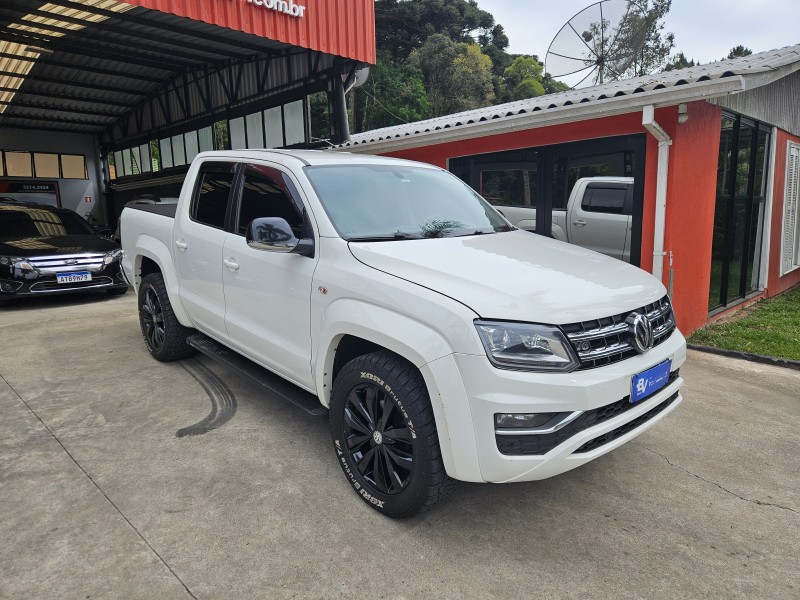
131;235;192;326
316;300;480;482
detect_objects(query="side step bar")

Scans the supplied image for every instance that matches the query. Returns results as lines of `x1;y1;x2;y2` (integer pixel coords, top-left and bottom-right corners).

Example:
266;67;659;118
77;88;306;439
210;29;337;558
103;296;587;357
186;334;327;419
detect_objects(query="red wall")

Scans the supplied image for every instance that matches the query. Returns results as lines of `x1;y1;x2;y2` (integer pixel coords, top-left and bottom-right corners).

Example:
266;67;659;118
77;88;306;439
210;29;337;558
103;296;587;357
767;130;800;296
381;103;723;333
663;102;723;333
126;0;376;63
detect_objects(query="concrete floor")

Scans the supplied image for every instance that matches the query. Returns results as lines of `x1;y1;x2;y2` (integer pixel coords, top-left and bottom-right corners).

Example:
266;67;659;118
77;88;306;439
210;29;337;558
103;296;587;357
1;292;798;599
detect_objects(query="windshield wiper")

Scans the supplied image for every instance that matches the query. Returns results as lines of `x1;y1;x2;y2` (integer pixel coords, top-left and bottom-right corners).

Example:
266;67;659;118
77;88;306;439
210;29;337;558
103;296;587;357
347;231;423;242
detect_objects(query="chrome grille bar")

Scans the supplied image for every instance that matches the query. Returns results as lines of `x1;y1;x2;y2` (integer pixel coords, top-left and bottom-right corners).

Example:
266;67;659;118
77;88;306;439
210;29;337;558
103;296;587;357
29;253;105;273
563;296;676;370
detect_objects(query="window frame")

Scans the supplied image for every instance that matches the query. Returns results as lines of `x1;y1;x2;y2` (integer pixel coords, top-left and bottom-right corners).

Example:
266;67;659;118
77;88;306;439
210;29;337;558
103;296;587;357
781;141;800;275
189;161;239;231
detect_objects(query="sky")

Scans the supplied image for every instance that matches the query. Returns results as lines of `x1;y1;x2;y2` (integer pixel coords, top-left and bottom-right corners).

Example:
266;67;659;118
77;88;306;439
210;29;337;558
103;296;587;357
475;0;799;68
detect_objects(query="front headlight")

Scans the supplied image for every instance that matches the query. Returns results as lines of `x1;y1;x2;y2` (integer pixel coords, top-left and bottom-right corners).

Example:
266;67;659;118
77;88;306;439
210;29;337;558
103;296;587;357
475;320;579;372
103;249;124;265
0;256;34;270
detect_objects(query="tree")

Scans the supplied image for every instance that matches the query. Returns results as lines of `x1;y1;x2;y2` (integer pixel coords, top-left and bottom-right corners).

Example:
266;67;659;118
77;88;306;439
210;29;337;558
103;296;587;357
664;51;696;71
503;56;545;101
355;52;430;130
586;0;675;80
726;45;752;59
411;34;494;117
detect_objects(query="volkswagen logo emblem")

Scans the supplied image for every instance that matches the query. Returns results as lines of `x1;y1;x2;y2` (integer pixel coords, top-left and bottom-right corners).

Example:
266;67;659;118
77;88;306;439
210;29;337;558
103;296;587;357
65;259;78;265
626;312;654;353
372;430;383;445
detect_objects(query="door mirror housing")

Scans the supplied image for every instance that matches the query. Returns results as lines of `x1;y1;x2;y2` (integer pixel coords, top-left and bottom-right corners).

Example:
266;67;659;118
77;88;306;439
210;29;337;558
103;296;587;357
246;217;314;256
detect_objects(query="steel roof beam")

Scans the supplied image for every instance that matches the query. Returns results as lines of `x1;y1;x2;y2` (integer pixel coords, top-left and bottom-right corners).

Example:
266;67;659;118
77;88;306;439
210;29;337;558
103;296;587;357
0;50;165;84
0;111;108;127
0;98;122;117
0;85;138;108
42;0;282;55
0;29;197;72
0;68;148;96
0;120;99;133
0;6;236;64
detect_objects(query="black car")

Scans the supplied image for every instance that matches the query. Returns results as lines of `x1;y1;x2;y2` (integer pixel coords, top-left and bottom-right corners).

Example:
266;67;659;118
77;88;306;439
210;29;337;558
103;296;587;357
0;200;129;299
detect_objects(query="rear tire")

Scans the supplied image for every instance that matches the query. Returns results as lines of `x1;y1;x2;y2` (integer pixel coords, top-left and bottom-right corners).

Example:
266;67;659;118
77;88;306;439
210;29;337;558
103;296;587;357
330;351;456;518
138;273;194;361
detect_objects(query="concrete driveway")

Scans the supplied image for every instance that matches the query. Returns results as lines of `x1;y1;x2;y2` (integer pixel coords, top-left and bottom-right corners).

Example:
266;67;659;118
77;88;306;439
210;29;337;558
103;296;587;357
1;293;797;599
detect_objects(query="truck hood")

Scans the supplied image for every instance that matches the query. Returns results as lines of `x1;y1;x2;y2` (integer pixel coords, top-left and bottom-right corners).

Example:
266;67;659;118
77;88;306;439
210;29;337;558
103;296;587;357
348;230;665;324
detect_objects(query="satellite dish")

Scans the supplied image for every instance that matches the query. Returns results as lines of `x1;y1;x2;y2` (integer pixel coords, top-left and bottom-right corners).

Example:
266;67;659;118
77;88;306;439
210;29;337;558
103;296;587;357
545;0;652;88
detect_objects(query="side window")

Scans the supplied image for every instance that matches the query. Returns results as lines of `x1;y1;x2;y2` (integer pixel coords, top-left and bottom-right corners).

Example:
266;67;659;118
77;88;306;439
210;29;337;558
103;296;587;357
582;186;626;214
237;164;304;236
191;165;236;228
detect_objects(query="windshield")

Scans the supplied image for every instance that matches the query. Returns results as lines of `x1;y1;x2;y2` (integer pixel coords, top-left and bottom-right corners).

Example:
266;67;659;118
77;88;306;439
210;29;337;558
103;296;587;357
305;165;512;240
0;205;97;242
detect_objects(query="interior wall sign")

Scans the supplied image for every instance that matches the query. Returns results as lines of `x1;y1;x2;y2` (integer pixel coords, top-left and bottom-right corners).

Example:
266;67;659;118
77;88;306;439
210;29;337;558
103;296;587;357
245;0;306;18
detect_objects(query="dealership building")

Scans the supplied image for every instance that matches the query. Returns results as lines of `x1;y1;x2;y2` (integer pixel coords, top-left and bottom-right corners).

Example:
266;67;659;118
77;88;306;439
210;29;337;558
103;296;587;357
340;45;800;334
1;3;799;335
0;0;374;217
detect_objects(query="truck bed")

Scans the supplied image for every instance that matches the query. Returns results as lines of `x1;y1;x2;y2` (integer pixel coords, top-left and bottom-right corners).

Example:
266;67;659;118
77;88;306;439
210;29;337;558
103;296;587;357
126;203;178;218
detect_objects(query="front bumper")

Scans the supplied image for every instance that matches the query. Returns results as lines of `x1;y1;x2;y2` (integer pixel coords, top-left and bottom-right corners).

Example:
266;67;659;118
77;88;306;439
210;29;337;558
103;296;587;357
0;264;128;297
451;329;686;483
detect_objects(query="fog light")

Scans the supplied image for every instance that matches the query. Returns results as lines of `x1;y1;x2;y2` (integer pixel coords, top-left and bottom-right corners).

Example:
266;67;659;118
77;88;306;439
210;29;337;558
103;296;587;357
494;413;553;428
0;280;23;292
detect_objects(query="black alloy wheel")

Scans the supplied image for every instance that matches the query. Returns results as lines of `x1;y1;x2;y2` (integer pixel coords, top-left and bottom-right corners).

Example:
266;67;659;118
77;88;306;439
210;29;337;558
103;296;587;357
137;273;194;362
330;351;456;517
343;382;414;494
141;287;165;351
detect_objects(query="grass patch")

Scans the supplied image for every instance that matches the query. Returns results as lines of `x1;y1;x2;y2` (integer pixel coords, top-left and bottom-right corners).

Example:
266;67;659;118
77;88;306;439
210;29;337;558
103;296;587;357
688;286;800;360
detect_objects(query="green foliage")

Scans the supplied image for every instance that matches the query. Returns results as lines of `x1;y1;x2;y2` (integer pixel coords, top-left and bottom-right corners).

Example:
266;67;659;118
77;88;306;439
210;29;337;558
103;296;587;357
355;52;430;129
411;34;494;117
726;45;753;59
689;286;800;360
503;56;545;101
664;51;696;71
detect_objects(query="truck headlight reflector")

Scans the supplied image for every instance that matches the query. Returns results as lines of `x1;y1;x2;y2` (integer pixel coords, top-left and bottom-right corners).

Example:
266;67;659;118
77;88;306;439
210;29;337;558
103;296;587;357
475;320;579;372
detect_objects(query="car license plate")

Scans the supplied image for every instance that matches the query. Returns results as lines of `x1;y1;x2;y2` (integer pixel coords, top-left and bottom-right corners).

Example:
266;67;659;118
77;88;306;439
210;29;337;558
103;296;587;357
630;359;671;403
56;271;91;284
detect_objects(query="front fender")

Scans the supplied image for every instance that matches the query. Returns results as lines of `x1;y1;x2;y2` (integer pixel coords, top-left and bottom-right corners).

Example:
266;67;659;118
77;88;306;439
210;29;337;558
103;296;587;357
130;234;192;327
315;299;483;482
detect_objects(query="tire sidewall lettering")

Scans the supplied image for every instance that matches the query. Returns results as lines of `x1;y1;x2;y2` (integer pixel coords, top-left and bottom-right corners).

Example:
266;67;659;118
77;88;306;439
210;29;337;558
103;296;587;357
359;371;416;439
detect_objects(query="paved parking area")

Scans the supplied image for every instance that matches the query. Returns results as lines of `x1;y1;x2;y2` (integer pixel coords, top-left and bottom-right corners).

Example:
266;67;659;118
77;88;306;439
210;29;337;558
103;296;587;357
1;292;798;599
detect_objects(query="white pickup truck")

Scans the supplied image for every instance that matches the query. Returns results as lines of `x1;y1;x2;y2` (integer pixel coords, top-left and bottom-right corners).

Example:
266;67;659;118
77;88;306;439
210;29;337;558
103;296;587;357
497;177;634;262
121;150;685;518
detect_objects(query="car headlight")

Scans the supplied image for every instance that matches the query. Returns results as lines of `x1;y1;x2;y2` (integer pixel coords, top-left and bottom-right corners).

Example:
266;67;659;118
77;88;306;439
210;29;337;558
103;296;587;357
474;320;579;372
0;256;34;270
103;249;124;265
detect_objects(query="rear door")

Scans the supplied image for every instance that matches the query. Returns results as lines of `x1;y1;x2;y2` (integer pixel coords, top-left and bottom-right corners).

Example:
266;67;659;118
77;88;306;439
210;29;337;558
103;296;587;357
173;161;238;340
568;182;631;260
221;162;318;390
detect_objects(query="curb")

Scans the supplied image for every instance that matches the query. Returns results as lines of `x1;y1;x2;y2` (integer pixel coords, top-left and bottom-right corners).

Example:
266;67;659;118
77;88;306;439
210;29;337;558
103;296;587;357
687;344;800;371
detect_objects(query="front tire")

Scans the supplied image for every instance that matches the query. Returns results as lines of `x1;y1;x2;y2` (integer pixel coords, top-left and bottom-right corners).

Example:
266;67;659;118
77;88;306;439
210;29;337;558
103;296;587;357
330;351;456;518
137;273;194;361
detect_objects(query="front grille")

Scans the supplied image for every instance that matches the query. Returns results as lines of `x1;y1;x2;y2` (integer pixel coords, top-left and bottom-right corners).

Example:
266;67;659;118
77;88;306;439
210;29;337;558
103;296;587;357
496;370;679;456
28;253;105;273
30;277;113;292
562;295;675;369
572;390;680;454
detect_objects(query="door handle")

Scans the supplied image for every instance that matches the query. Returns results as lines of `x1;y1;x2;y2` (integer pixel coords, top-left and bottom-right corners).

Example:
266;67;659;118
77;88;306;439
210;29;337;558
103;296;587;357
175;239;189;250
223;258;240;271
573;220;587;227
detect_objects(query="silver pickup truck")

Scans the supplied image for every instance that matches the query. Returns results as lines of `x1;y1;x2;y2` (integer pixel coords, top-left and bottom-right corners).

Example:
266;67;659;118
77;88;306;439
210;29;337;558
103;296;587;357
497;177;634;262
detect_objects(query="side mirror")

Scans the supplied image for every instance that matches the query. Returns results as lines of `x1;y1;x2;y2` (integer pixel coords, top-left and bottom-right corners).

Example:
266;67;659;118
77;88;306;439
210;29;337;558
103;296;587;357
246;217;314;256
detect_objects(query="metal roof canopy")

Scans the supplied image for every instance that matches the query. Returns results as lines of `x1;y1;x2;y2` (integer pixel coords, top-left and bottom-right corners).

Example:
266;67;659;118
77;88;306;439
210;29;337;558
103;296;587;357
0;0;365;149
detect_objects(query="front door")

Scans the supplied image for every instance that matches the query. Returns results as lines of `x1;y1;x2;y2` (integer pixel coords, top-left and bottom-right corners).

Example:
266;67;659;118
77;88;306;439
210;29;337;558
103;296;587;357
222;162;318;390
